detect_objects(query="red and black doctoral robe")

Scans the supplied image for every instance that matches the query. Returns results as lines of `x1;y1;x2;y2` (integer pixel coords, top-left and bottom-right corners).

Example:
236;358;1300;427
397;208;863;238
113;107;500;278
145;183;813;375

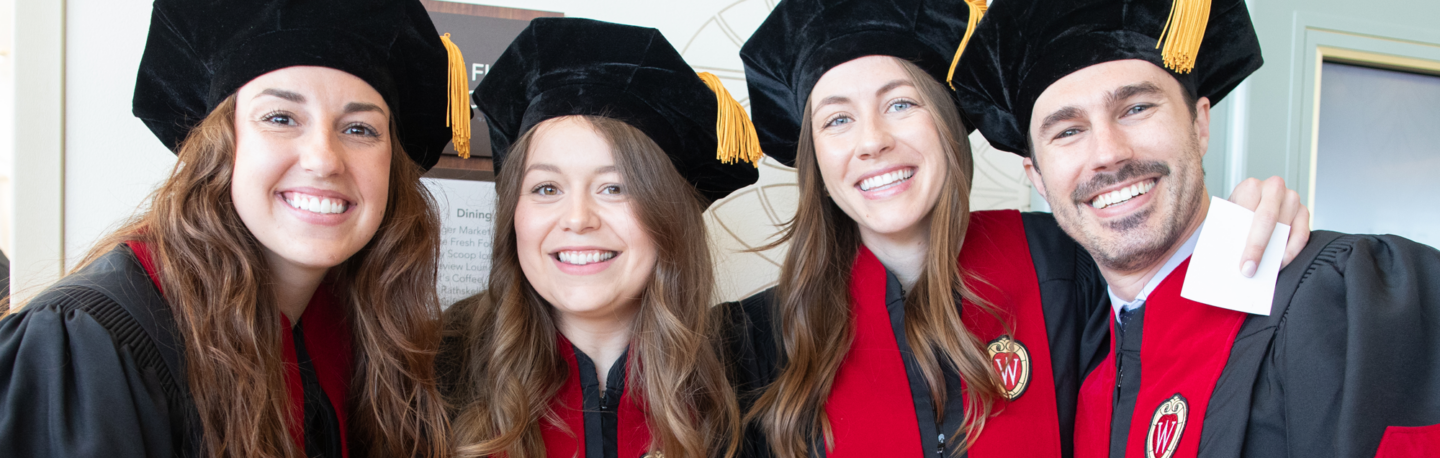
1076;231;1440;458
0;242;356;457
723;210;1111;457
541;335;654;458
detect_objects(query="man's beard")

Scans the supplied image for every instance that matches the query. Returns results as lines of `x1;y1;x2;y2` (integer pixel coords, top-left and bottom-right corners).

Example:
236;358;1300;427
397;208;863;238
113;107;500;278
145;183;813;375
1049;139;1206;273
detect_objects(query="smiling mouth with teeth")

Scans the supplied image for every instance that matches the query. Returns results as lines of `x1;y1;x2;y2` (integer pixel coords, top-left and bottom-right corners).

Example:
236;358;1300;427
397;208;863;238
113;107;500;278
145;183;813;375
284;192;350;215
555;250;618;266
1090;179;1157;210
858;168;916;192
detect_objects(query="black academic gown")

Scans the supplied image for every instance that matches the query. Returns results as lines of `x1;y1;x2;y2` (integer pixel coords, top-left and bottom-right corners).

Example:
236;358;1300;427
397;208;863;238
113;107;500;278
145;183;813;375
1078;231;1440;458
721;210;1110;458
0;244;350;457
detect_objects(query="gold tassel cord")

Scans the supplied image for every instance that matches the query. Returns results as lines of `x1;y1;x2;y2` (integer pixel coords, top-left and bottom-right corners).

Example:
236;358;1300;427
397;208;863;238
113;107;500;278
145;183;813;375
946;0;988;90
1156;0;1211;74
440;33;471;158
697;72;764;167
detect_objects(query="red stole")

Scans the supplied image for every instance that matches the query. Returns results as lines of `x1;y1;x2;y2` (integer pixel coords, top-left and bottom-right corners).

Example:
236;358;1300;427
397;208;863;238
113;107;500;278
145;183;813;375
127;241;354;457
1075;259;1247;458
824;210;1061;457
541;334;652;458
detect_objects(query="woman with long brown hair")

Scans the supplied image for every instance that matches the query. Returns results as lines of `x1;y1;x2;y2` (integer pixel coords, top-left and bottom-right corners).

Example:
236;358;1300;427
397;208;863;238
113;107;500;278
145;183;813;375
0;0;458;456
439;18;756;458
724;0;1311;457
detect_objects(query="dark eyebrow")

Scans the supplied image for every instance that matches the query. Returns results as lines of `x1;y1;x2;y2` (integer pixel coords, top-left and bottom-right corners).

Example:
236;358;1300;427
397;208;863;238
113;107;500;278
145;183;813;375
1107;82;1165;107
344;102;387;116
257;88;304;103
1038;106;1085;137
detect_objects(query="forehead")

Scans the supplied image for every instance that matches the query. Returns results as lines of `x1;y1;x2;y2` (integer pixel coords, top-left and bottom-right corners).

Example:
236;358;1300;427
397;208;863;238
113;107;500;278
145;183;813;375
525;116;617;171
811;55;912;102
1031;59;1185;118
237;66;385;103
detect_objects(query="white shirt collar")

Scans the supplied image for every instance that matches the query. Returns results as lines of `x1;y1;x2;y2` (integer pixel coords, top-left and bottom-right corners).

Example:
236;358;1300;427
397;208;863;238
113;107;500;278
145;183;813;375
1108;223;1203;319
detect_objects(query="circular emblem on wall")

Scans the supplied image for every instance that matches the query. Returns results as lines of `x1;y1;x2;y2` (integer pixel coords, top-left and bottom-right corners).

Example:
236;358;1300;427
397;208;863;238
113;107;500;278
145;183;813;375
1146;394;1189;458
986;335;1031;400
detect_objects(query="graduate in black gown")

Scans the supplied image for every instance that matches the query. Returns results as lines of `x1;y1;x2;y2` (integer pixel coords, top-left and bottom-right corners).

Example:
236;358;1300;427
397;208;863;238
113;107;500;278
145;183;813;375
437;18;757;458
0;0;460;456
723;1;1312;457
953;0;1440;456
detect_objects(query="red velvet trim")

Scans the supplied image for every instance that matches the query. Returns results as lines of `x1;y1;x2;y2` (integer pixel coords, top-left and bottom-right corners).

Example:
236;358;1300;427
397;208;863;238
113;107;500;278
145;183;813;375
300;287;353;458
125;241;164;295
616;344;652;458
1122;259;1246;458
542;334;654;457
281;314;306;451
542;334;586;458
1374;423;1440;458
959;210;1063;457
825;245;926;457
1075;317;1118;458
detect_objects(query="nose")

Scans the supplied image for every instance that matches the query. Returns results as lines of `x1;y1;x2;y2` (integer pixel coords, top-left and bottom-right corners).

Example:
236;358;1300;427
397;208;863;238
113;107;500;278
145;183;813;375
298;127;346;177
1088;120;1135;172
854;113;895;160
560;192;601;234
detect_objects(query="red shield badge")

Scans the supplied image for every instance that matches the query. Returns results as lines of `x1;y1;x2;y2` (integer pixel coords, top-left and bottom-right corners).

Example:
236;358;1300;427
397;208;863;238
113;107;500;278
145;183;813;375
986;335;1030;400
1146;394;1189;458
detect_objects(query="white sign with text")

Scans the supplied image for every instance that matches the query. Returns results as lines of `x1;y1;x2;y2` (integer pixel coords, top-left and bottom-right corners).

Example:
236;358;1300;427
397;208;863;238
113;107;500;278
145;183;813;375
422;178;497;308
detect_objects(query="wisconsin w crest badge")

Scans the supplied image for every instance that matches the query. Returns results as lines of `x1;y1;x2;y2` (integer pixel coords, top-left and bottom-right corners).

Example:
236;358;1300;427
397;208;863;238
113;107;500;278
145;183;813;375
1146;394;1189;458
986;335;1030;400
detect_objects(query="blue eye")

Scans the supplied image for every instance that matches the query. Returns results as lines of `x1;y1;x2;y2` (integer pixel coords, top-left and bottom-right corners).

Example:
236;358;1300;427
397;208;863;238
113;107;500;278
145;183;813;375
1126;104;1152;116
888;100;916;112
824;115;853;128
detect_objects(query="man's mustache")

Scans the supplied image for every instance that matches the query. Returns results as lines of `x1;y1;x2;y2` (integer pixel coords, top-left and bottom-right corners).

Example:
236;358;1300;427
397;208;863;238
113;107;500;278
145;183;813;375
1071;161;1171;204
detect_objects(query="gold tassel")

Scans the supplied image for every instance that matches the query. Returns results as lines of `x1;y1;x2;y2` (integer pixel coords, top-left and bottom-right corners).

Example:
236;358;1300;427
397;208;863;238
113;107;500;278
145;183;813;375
440;33;471;158
1156;0;1211;74
697;72;763;167
946;0;988;90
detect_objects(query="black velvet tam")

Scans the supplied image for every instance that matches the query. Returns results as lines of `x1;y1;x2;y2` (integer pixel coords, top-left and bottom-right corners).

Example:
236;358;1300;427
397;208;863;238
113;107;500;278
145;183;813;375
474;18;759;203
740;0;977;166
132;0;453;170
952;0;1263;156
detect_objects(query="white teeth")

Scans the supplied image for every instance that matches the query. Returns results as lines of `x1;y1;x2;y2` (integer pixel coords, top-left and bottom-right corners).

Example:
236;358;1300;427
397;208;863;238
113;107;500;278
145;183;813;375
285;193;349;215
859;168;916;192
557;250;617;266
1090;180;1156;209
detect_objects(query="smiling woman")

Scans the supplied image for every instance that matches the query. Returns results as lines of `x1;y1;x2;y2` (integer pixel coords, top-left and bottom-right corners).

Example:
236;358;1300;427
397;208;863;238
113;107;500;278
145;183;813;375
439;18;758;458
0;0;456;457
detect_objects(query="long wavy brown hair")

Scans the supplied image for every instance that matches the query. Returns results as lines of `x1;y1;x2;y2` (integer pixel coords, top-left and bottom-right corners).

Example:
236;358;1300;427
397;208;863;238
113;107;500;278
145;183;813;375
444;115;740;458
63;95;451;458
749;57;1005;457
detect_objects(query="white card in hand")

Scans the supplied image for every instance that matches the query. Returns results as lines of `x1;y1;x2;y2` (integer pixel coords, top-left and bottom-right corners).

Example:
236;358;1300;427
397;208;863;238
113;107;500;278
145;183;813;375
1180;196;1290;315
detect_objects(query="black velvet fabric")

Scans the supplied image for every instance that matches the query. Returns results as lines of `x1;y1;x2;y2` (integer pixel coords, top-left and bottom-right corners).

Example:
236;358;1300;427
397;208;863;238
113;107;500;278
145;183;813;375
951;0;1263;156
474;18;759;203
132;0;453;170
739;0;976;166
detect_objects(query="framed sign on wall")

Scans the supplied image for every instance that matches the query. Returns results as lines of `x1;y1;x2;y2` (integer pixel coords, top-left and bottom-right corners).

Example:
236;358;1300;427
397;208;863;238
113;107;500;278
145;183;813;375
421;0;562;182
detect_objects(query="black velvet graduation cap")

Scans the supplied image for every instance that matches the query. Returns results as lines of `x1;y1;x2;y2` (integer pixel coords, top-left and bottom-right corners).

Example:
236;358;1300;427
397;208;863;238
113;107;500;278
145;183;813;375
132;0;459;170
952;0;1263;156
474;18;762;203
740;0;984;166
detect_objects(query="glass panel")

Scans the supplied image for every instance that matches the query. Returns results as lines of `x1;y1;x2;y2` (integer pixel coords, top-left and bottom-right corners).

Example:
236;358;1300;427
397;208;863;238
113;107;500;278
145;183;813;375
1315;62;1440;248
